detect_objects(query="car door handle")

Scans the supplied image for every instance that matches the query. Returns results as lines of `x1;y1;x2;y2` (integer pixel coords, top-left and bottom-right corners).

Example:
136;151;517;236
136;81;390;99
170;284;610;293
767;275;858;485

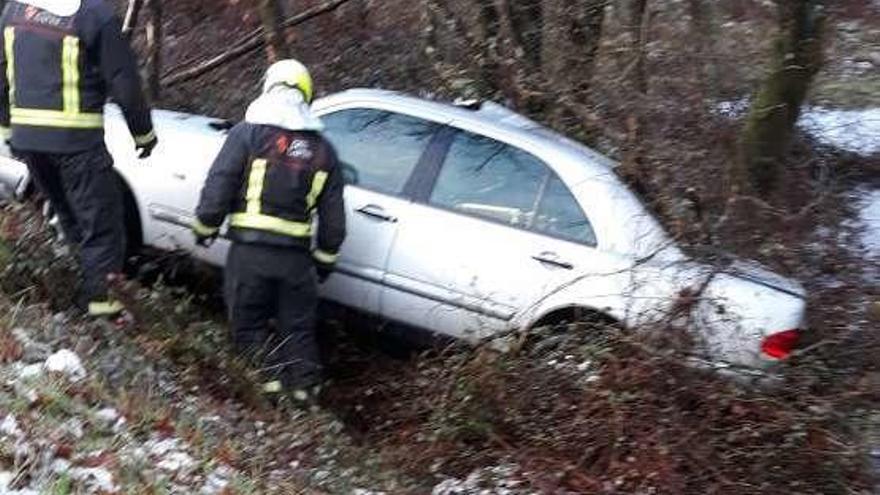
532;252;574;270
355;204;397;223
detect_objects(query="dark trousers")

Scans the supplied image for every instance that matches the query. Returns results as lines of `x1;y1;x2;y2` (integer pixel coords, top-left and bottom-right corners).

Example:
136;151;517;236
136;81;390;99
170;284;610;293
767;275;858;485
225;243;320;389
20;145;125;306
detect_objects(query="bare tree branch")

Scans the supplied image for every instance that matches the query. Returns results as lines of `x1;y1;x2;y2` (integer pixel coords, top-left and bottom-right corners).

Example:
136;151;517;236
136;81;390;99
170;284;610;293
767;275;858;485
122;0;143;40
162;0;353;89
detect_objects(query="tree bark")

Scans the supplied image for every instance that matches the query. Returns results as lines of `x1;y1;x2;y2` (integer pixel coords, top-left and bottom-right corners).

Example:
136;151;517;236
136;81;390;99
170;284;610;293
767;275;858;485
739;0;824;196
144;0;162;101
687;0;720;96
572;0;608;88
624;0;649;94
258;0;289;62
539;0;606;87
504;0;543;68
475;0;502;95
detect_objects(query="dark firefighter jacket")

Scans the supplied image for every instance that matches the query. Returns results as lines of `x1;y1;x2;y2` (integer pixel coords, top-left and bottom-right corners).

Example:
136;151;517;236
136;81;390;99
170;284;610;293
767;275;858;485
195;122;346;264
0;0;154;153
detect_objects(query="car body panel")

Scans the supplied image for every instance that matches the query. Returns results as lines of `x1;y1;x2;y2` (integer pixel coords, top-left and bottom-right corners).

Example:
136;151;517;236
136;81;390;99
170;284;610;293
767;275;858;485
0;91;808;368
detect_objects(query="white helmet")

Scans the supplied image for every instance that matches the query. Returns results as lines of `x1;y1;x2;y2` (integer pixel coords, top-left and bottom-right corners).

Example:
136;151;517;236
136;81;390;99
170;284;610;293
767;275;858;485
262;59;314;103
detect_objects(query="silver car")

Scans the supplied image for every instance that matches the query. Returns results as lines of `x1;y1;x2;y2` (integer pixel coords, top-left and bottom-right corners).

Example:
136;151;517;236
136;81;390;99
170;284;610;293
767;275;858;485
0;89;806;368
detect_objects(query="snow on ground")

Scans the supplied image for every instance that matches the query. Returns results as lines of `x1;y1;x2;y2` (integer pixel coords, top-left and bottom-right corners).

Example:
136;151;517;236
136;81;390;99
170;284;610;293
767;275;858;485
858;189;880;256
798;108;880;156
716;100;880;157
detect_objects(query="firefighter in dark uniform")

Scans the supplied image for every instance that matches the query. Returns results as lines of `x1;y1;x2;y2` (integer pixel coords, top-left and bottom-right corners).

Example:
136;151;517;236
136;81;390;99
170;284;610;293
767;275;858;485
0;0;156;317
192;59;345;405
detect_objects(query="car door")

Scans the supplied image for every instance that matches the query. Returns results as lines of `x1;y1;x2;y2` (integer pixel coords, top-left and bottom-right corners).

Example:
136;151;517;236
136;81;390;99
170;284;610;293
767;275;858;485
382;128;604;341
104;109;231;265
317;107;444;314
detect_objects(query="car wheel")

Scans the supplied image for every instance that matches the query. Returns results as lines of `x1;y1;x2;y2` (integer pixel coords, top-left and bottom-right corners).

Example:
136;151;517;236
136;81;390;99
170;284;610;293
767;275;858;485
521;309;621;360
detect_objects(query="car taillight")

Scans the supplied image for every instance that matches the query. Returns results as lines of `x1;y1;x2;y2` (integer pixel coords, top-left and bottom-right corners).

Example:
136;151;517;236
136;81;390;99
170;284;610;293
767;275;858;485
761;329;800;360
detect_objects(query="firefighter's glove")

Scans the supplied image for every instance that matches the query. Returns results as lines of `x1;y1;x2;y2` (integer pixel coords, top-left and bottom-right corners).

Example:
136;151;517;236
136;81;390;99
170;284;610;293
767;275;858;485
315;262;334;284
192;220;219;248
313;251;337;283
194;231;217;248
135;132;158;159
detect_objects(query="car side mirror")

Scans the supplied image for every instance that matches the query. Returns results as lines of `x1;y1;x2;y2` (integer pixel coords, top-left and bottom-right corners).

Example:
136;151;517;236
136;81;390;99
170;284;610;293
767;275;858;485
208;120;236;132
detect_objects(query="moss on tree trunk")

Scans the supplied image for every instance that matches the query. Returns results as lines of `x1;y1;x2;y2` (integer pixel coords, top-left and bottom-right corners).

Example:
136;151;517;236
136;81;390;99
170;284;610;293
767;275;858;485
739;0;824;197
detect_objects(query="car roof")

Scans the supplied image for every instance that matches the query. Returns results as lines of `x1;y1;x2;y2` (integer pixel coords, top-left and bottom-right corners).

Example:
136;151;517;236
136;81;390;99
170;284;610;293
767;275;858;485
314;88;619;178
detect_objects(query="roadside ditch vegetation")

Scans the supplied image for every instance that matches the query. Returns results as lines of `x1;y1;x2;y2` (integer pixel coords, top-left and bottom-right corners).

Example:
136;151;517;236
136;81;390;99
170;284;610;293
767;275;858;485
0;183;877;493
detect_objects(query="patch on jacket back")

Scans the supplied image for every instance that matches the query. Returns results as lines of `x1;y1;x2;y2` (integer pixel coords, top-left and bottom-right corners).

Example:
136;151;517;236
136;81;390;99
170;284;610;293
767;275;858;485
274;134;314;161
9;2;76;31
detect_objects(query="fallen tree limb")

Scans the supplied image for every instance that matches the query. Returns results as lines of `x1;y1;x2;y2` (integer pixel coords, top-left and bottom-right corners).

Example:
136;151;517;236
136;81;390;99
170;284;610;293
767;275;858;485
161;0;353;89
122;0;143;39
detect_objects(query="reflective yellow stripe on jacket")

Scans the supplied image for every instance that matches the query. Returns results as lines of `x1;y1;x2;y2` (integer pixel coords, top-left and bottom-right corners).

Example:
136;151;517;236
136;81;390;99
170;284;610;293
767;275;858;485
230;160;331;239
6;33;103;129
306;171;328;211
62;36;80;115
4;27;15;108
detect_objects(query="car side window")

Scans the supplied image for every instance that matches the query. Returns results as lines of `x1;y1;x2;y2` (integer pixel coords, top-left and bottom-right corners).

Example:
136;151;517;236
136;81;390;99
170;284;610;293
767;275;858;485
321;109;439;195
430;130;596;246
533;174;597;246
430;130;548;229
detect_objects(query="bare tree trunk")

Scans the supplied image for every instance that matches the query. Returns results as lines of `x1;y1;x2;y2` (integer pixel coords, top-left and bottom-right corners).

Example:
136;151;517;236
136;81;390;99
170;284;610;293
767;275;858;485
623;0;649;94
537;0;606;86
258;0;289;62
504;0;543;68
739;0;824;196
144;0;162;101
475;0;502;95
122;0;143;40
572;0;608;89
687;0;719;96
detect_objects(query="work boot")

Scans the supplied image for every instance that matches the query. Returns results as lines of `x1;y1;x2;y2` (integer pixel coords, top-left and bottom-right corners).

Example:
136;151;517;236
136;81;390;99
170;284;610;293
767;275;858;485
288;384;322;412
260;380;322;412
87;299;126;319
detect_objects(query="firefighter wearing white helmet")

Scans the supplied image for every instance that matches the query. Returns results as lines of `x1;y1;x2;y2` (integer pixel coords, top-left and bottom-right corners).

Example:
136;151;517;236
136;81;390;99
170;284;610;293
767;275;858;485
262;59;314;102
193;59;346;408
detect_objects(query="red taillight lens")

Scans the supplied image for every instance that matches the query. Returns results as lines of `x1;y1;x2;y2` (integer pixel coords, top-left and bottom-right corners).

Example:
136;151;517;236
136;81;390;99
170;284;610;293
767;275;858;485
761;329;800;360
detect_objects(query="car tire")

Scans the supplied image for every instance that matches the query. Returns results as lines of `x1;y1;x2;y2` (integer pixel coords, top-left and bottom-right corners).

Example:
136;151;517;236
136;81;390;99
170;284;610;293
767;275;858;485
521;309;621;359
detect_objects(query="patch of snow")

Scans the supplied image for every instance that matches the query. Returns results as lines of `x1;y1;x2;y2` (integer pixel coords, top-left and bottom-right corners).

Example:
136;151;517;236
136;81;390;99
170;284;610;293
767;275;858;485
200;465;234;494
51;458;71;474
44;349;86;382
432;464;525;495
716;98;749;118
157;451;196;473
715;100;880;157
17;363;43;381
799;108;880;156
94;408;120;429
858;189;880;255
0;471;13;489
69;467;118;493
60;418;84;440
146;437;182;457
0;415;22;438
